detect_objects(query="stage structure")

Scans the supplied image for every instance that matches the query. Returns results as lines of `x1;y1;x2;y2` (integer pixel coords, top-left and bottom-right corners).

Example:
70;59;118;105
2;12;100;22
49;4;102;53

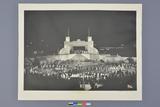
40;29;129;62
57;29;99;60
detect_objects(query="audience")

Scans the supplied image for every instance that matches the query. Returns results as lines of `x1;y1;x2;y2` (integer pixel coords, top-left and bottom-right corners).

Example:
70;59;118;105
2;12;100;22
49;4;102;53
24;57;136;90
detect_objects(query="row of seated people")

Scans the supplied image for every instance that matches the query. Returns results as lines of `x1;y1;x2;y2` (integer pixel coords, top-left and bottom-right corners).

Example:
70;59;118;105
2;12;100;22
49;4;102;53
24;59;136;81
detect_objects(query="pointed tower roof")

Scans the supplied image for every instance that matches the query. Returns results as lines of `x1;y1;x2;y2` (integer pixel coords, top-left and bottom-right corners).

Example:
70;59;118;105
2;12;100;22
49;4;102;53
67;27;70;37
88;27;91;37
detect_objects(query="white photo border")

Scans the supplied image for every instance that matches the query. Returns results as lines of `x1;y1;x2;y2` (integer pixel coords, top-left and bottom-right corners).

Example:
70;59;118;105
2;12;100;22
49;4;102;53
18;3;142;100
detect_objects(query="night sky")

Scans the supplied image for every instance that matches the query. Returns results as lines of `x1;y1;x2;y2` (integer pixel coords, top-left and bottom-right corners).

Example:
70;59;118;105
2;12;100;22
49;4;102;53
24;11;136;57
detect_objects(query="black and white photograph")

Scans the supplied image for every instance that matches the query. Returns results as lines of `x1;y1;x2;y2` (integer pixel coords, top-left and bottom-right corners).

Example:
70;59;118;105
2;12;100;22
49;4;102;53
18;4;142;100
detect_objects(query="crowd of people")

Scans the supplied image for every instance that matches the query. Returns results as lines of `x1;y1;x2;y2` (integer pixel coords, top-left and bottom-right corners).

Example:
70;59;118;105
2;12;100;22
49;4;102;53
24;57;136;90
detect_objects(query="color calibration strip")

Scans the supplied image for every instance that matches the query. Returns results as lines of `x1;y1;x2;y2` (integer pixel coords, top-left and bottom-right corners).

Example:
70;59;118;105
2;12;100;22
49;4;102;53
68;101;92;107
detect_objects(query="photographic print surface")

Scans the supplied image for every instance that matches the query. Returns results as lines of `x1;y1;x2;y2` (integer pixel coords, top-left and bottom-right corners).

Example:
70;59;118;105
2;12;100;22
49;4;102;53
19;4;142;100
